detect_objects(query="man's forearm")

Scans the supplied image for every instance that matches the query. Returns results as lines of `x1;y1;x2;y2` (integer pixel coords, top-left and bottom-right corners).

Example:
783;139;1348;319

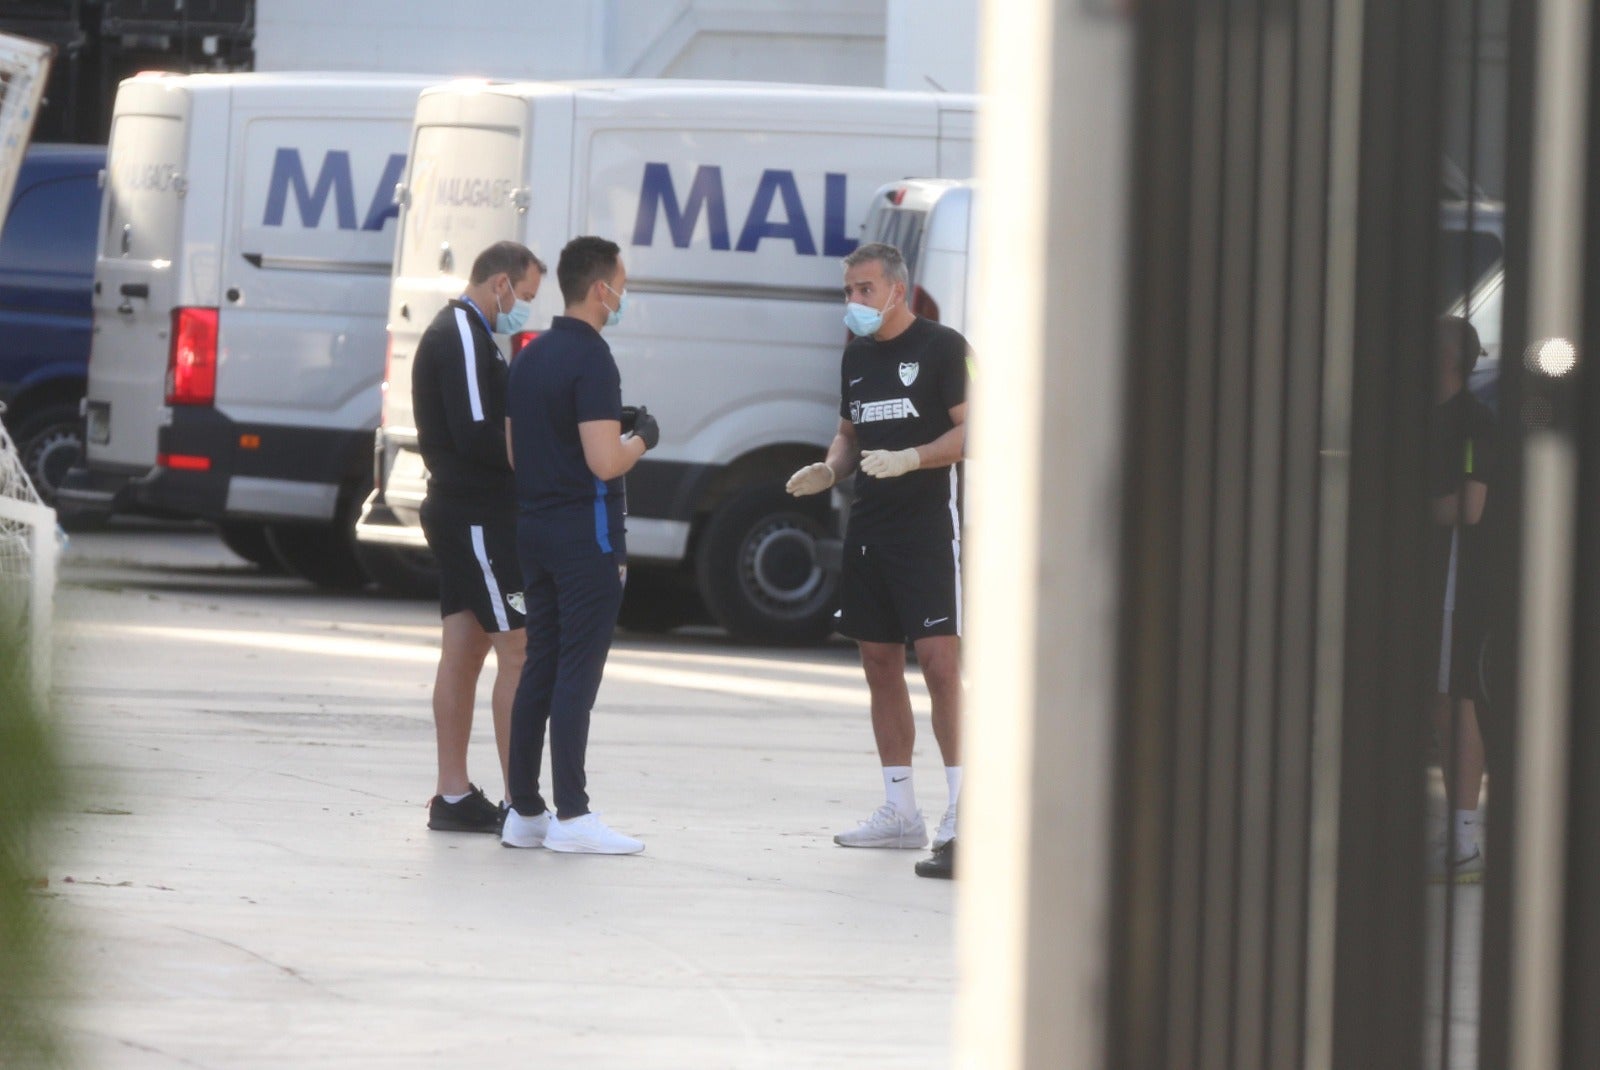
914;423;966;470
825;434;858;480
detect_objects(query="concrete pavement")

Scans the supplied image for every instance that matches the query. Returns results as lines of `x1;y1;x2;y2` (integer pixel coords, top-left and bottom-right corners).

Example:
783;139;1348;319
43;530;955;1068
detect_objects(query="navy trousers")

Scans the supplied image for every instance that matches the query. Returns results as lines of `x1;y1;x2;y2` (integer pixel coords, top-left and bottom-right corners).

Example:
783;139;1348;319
508;529;625;819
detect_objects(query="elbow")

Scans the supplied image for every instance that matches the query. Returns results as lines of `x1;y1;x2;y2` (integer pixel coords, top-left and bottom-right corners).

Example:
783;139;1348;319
587;458;628;482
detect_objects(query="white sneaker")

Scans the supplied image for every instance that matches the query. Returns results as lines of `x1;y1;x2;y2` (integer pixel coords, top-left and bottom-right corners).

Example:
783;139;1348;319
933;805;958;849
834;803;927;849
544;813;645;855
500;807;552;849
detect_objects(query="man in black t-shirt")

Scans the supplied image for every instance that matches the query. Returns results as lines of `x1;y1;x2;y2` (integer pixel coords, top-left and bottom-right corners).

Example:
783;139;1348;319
1427;314;1494;883
786;242;969;879
414;241;545;834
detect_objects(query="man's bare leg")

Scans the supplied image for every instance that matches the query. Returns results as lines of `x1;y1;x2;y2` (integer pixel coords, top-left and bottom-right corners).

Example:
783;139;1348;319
913;635;961;766
487;627;527;797
1434;693;1486;859
860;640;915;765
434;610;491;796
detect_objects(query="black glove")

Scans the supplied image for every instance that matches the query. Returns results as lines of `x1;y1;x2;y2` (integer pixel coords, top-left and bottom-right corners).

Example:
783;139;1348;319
630;405;660;450
620;405;640;433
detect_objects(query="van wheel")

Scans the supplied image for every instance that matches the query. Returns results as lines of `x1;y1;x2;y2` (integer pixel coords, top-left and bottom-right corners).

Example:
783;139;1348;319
217;522;284;573
354;541;439;600
13;403;83;508
265;520;369;591
695;485;837;645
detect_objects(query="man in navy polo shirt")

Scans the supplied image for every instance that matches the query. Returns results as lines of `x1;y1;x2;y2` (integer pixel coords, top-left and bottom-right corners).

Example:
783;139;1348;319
499;236;659;855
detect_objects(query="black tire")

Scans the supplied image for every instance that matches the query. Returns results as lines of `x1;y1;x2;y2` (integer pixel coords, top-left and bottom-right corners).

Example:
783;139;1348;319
12;402;83;508
217;521;285;573
617;566;700;634
265;519;369;591
353;540;439;600
695;485;837;644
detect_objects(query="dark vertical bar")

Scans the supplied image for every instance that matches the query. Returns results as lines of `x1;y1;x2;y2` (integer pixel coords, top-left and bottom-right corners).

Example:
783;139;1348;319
1199;7;1262;1066
1107;0;1198;1065
1476;0;1537;1063
1559;8;1600;1066
1267;0;1334;1066
1234;3;1292;1065
1175;6;1230;1067
1331;0;1442;1064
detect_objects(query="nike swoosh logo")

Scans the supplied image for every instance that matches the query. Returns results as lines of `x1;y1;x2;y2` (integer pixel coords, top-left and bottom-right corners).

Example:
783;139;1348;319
924;617;949;628
849;377;865;386
891;776;909;783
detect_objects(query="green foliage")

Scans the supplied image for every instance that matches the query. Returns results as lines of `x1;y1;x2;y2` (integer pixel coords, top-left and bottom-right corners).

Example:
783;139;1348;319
0;616;69;1068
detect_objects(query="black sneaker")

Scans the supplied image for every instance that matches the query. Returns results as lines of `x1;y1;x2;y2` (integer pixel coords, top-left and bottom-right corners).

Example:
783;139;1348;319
427;785;504;833
915;838;956;880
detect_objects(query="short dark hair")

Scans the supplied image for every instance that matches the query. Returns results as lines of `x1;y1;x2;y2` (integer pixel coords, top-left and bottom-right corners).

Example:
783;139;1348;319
843;242;909;288
557;236;622;306
1439;314;1485;377
468;241;545;286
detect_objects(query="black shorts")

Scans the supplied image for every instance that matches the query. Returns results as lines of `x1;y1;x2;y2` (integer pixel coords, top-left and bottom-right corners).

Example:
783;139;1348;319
1437;603;1490;701
837;539;962;644
420;496;526;633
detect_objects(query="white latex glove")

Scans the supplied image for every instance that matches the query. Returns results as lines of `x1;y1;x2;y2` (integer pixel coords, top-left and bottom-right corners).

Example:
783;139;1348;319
785;461;836;496
859;447;921;479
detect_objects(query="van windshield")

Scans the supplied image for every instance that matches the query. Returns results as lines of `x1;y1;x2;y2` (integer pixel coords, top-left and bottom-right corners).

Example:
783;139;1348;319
104;113;186;262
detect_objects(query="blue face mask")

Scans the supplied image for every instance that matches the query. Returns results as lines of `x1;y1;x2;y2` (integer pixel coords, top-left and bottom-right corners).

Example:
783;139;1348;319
601;282;627;328
494;285;533;335
844;297;894;337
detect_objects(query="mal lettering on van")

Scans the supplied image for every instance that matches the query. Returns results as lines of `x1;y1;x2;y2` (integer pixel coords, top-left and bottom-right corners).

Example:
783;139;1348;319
263;148;407;232
631;163;858;257
431;176;515;210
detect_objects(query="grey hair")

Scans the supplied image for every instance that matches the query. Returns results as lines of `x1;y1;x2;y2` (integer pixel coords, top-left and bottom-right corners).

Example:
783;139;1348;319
843;242;909;288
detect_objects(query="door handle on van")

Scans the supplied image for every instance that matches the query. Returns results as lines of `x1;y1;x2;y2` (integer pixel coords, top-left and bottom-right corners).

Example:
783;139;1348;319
120;283;149;299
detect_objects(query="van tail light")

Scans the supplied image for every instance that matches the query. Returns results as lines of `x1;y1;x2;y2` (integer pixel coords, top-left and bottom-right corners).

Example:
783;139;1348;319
911;285;940;323
888;187;908;206
512;330;540;354
165;307;219;406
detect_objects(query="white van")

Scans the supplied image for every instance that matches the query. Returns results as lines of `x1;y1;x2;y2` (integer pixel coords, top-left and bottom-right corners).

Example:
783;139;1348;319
359;80;976;642
58;71;442;592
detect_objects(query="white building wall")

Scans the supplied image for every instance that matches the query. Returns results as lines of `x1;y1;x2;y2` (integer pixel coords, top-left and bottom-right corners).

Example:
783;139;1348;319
885;0;979;93
255;0;885;86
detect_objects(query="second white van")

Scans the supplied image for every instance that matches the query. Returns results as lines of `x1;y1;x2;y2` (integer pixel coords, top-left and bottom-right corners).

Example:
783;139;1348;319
59;71;442;593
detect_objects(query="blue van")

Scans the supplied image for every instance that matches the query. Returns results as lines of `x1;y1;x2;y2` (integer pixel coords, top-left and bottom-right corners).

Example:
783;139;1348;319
0;143;105;504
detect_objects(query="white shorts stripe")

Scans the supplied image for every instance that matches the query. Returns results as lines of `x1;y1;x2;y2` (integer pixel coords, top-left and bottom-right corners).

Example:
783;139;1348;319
469;524;510;632
949;466;963;636
455;307;486;422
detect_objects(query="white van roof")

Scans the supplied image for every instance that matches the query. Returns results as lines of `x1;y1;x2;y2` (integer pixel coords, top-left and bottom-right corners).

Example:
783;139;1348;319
120;70;448;94
420;77;977;109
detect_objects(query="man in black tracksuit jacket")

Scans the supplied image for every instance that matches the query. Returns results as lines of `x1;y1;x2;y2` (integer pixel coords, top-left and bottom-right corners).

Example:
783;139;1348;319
414;241;546;833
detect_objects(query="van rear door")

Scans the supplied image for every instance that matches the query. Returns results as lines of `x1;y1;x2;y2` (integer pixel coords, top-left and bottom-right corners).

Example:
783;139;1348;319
217;103;412;518
85;90;191;472
380;90;530;522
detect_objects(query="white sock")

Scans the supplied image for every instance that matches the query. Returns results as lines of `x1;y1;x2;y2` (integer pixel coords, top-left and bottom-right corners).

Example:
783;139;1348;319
945;766;963;810
442;790;470;804
883;766;916;816
1454;809;1479;857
